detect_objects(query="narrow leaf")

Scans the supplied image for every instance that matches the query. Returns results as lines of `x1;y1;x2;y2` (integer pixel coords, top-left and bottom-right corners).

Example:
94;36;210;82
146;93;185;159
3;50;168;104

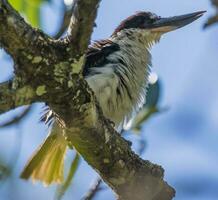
55;153;81;200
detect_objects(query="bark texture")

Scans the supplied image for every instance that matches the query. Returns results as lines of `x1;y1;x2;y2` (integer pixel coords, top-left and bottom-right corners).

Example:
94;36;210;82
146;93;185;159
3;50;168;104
0;0;175;199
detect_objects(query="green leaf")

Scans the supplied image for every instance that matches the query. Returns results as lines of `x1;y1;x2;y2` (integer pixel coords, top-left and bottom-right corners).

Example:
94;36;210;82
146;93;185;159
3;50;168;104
131;107;159;133
9;0;50;27
145;80;161;108
8;0;23;12
23;0;43;27
129;80;165;133
55;153;81;200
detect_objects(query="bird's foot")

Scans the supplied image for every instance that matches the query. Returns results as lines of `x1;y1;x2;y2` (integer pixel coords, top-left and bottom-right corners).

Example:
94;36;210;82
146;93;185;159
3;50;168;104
107;119;116;128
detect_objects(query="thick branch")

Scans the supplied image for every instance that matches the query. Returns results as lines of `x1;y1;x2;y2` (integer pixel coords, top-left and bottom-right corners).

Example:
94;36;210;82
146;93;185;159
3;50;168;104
0;0;56;60
64;0;100;56
68;109;174;200
0;81;37;114
51;80;175;200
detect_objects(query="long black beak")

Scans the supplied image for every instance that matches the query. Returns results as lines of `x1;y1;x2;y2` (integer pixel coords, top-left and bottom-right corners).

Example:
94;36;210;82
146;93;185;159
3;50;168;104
150;11;206;33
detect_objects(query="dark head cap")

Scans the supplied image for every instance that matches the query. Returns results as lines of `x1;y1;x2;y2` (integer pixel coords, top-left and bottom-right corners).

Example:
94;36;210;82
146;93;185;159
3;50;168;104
112;11;206;35
113;12;160;35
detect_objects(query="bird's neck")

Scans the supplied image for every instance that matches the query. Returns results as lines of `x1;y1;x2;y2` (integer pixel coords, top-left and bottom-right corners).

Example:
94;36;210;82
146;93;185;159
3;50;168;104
109;29;161;74
111;29;161;50
105;29;161;113
109;29;161;85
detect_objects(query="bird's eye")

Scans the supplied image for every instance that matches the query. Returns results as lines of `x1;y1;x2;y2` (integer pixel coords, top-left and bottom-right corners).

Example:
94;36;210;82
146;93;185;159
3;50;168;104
147;18;156;24
142;17;156;27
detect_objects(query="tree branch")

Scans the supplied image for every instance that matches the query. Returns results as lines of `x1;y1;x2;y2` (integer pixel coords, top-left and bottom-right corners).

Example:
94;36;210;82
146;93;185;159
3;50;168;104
0;81;36;114
0;105;32;127
63;0;100;57
204;0;218;28
0;0;55;59
0;0;176;199
61;98;175;200
82;178;102;200
47;80;175;200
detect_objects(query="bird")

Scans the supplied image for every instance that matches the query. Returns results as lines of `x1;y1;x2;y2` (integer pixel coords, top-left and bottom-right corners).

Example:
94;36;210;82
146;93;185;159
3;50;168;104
20;10;205;185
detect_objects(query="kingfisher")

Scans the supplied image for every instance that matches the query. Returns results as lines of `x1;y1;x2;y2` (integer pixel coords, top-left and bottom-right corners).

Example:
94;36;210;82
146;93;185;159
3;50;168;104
21;11;205;185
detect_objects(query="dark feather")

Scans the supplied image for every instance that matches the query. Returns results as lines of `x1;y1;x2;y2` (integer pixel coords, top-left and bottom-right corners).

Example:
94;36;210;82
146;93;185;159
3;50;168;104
40;106;54;125
112;12;159;35
40;106;65;128
41;40;119;126
83;39;120;76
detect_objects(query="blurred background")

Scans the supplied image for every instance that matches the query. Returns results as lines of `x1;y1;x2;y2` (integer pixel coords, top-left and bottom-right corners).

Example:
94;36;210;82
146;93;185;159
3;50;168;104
0;0;218;199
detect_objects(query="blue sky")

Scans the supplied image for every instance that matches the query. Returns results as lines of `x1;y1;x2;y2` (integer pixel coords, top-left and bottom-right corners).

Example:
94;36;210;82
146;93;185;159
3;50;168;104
0;0;218;200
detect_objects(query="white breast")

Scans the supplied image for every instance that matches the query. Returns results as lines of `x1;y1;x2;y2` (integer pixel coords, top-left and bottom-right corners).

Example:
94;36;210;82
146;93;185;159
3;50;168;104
86;29;158;129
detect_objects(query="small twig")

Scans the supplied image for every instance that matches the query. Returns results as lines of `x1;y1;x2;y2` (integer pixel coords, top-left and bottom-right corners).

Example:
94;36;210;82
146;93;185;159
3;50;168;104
204;14;218;28
204;0;218;28
0;106;32;128
82;177;103;200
